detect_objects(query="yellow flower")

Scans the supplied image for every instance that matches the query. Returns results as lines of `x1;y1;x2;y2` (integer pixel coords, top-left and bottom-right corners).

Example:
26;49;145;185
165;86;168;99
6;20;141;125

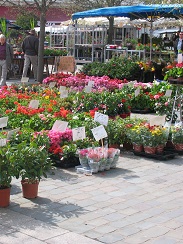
45;96;49;99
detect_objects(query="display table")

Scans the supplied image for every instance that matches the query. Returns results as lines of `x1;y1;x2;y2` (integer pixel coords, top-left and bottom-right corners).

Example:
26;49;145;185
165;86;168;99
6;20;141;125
104;48;145;62
168;78;183;124
10;55;56;78
104;48;127;61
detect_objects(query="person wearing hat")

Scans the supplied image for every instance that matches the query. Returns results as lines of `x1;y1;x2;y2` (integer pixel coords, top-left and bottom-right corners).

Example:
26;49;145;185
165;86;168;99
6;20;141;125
22;29;39;81
0;34;13;86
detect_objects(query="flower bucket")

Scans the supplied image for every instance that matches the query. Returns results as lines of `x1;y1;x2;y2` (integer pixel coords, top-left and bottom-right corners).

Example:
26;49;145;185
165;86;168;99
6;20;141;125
0;187;10;207
105;158;113;170
156;144;165;154
79;157;89;168
133;144;144;152
174;143;183;151
21;180;39;199
88;160;100;173
110;149;120;168
144;146;156;154
98;158;107;172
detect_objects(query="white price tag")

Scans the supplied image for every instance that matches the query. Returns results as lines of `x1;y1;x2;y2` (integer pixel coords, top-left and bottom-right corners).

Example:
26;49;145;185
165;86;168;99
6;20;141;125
29;100;39;109
60;90;68;98
88;80;94;87
21;77;29;83
59;86;66;93
0;138;6;147
49;82;56;88
7;128;20;140
72;127;86;141
150;115;166;126
84;86;92;93
0;117;8;129
135;88;140;97
52;120;68;132
165;89;172;97
91;125;108;141
94;112;109;126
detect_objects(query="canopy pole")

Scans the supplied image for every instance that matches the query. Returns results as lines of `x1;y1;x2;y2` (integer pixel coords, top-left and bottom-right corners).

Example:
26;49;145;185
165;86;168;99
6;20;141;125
149;15;153;61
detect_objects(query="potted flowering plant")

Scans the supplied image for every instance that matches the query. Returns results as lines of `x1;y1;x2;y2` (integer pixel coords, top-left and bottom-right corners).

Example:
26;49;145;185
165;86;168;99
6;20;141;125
10;131;52;198
0;143;15;207
164;63;183;81
77;148;89;168
141;124;168;154
171;126;183;151
126;124;145;152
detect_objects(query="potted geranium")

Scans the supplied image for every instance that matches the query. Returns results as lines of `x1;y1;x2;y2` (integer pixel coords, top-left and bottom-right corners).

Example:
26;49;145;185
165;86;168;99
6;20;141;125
164;63;183;83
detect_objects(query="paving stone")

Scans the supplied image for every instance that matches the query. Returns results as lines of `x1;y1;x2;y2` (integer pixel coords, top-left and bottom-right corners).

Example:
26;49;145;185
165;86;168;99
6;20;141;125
146;236;178;244
140;225;170;238
97;231;125;243
0;232;46;244
46;232;102;244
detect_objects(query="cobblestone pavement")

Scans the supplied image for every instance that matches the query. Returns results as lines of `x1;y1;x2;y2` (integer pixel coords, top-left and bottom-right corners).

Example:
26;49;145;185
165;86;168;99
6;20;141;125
0;150;183;244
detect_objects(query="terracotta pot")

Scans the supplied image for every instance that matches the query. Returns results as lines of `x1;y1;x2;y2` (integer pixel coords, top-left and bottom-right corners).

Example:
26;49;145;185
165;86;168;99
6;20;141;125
120;113;131;119
21;180;39;199
109;144;120;149
0;187;11;207
156;144;165;154
144;146;156;154
174;143;183;151
133;144;144;152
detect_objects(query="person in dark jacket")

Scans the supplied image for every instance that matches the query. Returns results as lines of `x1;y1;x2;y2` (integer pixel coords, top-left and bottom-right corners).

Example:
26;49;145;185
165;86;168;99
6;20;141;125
173;31;183;56
0;34;13;86
22;29;39;81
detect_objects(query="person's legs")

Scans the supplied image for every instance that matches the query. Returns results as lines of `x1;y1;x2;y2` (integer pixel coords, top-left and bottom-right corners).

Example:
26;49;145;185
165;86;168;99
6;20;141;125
0;60;7;86
22;55;31;77
30;55;38;80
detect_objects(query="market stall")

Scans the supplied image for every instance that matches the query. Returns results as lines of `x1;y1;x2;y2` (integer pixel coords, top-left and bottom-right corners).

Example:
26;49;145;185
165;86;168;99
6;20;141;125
72;4;183;61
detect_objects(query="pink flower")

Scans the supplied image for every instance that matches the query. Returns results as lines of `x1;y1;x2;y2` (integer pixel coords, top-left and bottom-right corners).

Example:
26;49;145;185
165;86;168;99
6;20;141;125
154;94;160;100
165;102;169;106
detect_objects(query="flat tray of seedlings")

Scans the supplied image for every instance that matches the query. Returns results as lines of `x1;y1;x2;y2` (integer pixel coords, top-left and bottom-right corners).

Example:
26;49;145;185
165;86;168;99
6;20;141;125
133;150;179;160
131;109;154;114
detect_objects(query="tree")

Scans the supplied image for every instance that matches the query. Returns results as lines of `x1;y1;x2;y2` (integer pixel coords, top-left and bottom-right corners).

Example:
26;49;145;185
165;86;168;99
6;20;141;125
3;0;66;83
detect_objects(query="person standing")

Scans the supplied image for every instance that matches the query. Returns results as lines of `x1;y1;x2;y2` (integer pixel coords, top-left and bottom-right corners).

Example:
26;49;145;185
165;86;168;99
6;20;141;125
173;31;183;56
22;29;39;81
0;34;13;86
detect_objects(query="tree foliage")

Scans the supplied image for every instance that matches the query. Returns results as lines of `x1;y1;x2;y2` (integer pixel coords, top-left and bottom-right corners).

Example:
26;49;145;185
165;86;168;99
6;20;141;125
16;13;38;30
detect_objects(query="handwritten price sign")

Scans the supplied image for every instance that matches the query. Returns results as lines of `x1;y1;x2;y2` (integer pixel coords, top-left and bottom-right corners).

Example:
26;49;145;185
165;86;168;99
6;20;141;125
91;125;108;141
94;112;108;126
72;127;86;141
0;117;8;129
29;100;39;109
52;120;68;132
